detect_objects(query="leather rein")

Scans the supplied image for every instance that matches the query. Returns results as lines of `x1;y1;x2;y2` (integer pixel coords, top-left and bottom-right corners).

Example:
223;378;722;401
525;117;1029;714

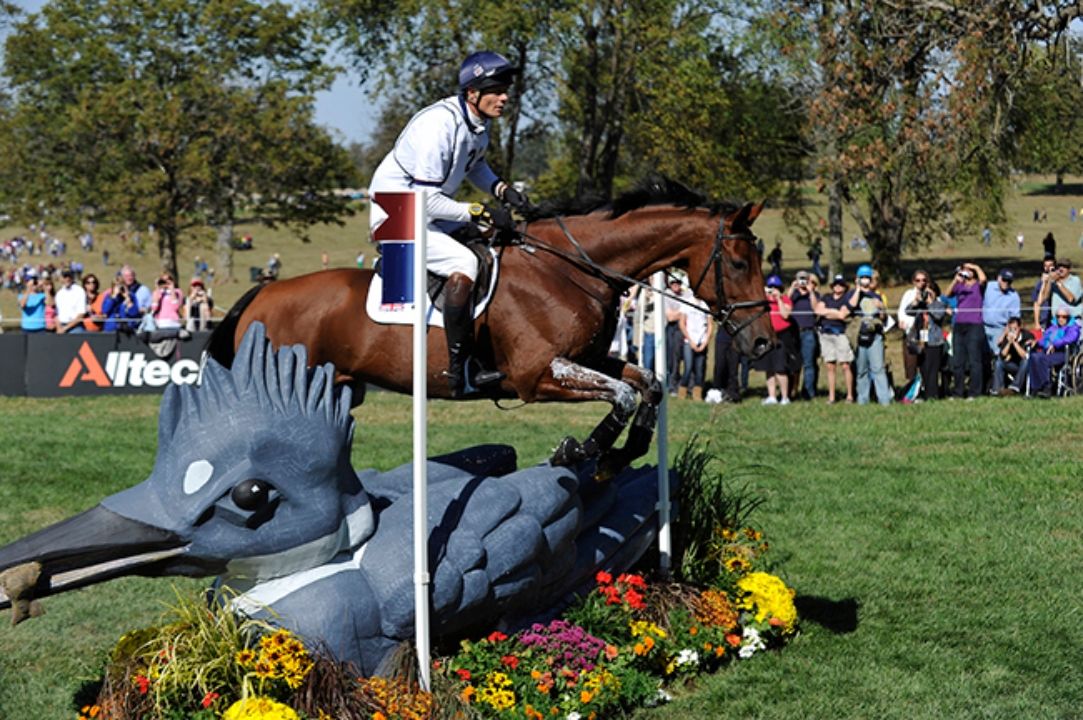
513;214;769;338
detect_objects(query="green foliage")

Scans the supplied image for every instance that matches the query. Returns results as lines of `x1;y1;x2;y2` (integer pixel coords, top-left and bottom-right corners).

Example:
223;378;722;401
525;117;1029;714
0;0;355;280
673;436;766;587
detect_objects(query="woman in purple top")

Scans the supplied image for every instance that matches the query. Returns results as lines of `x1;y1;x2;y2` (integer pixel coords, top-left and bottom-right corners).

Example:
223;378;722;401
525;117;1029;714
947;262;986;398
1027;309;1081;397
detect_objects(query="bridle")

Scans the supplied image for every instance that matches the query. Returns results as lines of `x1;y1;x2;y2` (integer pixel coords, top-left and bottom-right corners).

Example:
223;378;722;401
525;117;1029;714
513;212;769;337
687;219;770;337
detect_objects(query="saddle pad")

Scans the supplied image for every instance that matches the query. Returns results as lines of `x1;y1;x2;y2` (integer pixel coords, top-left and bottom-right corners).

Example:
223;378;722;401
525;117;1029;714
365;251;500;327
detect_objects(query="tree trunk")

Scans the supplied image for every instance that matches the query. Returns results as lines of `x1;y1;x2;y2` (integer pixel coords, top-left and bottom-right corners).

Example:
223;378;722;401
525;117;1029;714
216;223;235;283
827;181;844;278
158;225;179;284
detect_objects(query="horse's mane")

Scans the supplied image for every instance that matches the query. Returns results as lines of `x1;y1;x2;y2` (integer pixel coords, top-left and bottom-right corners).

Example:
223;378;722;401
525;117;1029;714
529;176;739;220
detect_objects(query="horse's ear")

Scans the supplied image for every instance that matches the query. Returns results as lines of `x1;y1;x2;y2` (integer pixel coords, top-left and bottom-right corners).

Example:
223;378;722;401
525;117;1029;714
748;201;766;223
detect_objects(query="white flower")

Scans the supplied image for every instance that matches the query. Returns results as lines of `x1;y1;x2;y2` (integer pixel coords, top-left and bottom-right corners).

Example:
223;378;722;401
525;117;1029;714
567;713;582;720
738;643;758;659
645;688;673;707
676;648;699;666
742;626;762;643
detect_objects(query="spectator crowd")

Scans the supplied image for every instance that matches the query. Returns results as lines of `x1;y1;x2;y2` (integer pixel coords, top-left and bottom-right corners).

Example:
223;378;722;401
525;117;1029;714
612;249;1083;404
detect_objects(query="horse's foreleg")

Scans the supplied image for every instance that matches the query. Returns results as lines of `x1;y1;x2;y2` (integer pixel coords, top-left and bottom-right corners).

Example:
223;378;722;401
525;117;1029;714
597;365;664;477
542;358;638;468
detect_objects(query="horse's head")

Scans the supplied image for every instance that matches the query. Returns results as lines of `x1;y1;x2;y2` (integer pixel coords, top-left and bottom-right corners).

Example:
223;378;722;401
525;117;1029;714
687;202;775;358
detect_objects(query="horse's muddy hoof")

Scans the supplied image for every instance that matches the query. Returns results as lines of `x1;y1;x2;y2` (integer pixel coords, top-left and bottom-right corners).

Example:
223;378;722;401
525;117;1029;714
550;436;586;467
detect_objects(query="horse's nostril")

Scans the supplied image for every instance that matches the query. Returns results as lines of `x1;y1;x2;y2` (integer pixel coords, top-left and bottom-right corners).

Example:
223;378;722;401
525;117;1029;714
752;337;771;357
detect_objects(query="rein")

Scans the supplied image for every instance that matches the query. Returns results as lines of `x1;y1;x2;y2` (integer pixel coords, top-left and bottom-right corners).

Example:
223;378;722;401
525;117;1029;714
513;215;769;336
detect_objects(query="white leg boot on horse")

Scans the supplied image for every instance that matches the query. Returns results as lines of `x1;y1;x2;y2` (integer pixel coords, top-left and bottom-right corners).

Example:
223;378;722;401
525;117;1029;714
443;272;505;398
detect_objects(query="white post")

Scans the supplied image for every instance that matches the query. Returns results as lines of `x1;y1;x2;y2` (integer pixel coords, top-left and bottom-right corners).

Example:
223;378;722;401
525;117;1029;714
412;191;431;691
652;272;672;576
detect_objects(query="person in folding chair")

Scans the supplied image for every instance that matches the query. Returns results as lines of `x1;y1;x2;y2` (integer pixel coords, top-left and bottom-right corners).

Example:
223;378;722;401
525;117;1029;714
368;51;534;397
1026;309;1080;398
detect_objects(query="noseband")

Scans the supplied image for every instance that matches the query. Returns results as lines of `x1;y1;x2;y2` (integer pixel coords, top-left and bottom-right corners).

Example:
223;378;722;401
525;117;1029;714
688;219;770;338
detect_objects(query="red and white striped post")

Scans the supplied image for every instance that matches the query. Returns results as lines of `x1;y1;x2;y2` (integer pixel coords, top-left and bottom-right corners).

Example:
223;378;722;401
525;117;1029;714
372;191;432;690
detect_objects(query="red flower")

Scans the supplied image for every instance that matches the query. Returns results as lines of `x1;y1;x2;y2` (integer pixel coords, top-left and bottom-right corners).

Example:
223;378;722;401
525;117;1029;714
134;674;150;695
595;570;613;585
456;668;472;682
624;588;646;611
601;586;622;605
200;692;219;708
501;654;520;669
487;630;508;643
617;573;646;590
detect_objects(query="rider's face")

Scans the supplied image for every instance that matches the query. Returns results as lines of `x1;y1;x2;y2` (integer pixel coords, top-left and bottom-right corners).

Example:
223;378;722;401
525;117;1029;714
472;86;509;119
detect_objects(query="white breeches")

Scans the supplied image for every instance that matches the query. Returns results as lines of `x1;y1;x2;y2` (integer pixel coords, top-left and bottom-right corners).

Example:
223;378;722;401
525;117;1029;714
370;208;478;281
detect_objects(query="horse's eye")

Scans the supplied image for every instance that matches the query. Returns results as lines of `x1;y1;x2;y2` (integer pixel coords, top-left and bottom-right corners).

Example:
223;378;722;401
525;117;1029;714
231;479;274;511
730;259;748;272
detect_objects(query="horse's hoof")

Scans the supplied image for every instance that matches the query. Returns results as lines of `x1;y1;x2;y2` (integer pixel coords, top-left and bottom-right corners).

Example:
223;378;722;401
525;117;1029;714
551;436;585;467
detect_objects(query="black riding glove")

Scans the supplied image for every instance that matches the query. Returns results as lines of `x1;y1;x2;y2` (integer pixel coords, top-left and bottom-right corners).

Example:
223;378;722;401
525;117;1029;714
494;180;535;214
469;203;516;234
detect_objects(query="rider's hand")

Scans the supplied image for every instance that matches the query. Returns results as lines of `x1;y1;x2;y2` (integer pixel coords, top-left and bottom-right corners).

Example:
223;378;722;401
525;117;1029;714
470;203;516;234
501;185;533;213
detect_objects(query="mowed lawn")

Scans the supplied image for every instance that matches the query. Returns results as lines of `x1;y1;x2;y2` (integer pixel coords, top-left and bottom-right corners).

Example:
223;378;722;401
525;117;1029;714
0;392;1081;719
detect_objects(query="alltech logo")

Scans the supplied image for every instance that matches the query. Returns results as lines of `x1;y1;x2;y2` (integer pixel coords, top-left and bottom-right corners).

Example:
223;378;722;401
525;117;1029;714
59;341;202;389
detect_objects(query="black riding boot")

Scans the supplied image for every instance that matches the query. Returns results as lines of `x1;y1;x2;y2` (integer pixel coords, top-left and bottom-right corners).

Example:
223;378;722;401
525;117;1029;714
443;273;505;397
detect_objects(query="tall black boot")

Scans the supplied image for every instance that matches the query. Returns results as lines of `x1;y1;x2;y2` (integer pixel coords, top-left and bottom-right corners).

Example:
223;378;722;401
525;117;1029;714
443;273;505;397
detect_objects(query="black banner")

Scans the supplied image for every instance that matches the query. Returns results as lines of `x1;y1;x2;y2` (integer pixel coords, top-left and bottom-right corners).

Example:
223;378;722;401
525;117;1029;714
0;334;27;396
18;331;210;397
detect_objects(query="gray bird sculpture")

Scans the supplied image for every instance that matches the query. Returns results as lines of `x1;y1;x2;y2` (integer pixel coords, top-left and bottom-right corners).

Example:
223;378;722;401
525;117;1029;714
0;323;665;675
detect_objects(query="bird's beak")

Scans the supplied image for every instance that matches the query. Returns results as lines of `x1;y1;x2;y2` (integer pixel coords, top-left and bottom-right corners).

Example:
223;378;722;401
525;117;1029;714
0;504;212;621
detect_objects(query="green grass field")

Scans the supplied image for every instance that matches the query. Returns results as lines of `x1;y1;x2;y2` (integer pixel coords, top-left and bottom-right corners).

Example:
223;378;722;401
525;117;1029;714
1;393;1081;719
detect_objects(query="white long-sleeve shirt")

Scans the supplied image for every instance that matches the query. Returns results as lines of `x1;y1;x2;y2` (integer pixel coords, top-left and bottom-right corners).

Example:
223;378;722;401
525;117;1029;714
369;96;500;225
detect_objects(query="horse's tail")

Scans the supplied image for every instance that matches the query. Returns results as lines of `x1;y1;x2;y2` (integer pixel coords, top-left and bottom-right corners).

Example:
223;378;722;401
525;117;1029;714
205;284;265;369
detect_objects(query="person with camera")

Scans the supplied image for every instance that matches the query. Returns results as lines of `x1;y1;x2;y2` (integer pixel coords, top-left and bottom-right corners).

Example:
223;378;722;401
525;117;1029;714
185;277;215;332
947;261;987;399
150;273;184;336
993;317;1033;396
1036;258;1083;324
755;274;795;405
101;274;142;332
845;264;891;405
1032;255;1056;329
904;277;948;400
17;273;47;333
897;271;931;383
789;270;820;399
813;274;855;403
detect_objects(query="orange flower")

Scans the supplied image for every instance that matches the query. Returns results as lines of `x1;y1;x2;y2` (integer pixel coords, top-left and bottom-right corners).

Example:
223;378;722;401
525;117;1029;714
634;642;646;656
459;686;475;703
581;690;594;704
689;626;699;636
374;712;388;720
769;616;783;627
604;644;619;660
643;636;655;651
725;633;742;647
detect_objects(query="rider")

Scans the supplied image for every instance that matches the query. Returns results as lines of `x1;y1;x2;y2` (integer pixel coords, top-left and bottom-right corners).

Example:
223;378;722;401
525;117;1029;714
368;51;534;397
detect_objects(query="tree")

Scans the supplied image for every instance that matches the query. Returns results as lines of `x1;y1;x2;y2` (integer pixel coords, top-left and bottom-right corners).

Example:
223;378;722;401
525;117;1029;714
1011;39;1083;191
0;0;355;281
767;0;1083;278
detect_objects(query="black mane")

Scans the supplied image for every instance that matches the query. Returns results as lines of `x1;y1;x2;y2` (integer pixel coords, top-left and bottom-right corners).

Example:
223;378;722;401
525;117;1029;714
529;176;739;220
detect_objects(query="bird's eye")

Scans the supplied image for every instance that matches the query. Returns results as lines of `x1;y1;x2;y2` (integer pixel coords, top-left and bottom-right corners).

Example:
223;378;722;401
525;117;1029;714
231;479;274;511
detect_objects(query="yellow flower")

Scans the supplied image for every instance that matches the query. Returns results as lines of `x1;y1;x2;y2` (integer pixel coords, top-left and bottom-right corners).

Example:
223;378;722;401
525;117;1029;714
736;572;798;634
235;649;256;666
222;696;300;720
581;689;594;703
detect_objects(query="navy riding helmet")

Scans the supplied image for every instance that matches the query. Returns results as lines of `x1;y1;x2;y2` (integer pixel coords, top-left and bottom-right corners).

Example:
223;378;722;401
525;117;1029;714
459;51;520;92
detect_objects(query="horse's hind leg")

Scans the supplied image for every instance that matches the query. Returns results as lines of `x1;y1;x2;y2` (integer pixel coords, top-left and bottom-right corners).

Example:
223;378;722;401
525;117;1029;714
540;358;638;468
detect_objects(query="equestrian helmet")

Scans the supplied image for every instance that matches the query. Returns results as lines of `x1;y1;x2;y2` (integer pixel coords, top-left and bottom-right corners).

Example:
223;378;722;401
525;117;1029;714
459;51;519;92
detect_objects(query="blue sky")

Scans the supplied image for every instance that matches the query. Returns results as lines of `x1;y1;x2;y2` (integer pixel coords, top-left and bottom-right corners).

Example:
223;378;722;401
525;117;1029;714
9;0;373;145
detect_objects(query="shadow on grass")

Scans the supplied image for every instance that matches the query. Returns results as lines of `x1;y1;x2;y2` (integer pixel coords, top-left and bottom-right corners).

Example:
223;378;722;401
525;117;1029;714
73;679;102;713
795;595;859;634
1023;181;1083;196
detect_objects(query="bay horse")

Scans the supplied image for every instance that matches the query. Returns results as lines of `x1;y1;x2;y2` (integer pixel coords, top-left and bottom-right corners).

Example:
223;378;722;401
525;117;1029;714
207;179;775;475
